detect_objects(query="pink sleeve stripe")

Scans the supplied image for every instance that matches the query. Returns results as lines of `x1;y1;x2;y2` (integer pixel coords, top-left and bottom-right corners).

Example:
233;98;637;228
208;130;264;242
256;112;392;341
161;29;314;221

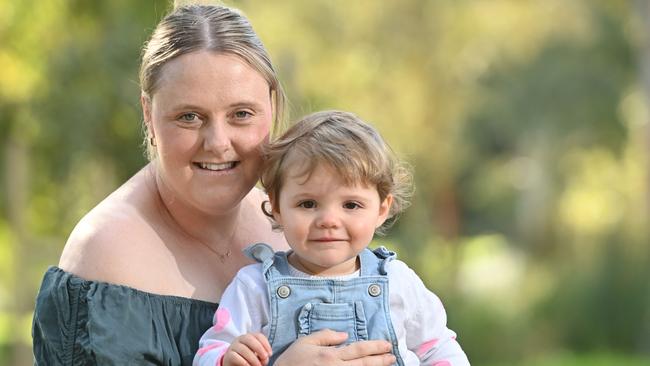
433;361;451;366
212;308;231;333
197;341;227;357
416;338;439;357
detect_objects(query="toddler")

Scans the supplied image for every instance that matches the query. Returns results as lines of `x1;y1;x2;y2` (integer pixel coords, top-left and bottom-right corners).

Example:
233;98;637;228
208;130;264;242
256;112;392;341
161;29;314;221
194;110;470;366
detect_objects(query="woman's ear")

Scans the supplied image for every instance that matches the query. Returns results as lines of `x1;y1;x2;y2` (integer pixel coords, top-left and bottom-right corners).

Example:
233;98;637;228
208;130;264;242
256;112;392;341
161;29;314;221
376;194;394;228
141;92;153;136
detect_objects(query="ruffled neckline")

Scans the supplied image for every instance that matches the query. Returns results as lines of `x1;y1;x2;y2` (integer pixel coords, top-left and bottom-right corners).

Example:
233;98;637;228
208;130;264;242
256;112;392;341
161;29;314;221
46;266;219;307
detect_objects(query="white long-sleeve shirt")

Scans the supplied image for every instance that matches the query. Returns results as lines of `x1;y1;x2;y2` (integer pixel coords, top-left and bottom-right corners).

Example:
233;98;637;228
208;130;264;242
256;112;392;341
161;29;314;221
194;259;470;365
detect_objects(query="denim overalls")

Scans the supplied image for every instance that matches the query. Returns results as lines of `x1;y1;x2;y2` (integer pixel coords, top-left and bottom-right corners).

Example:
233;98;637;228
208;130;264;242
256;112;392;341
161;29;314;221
244;243;405;366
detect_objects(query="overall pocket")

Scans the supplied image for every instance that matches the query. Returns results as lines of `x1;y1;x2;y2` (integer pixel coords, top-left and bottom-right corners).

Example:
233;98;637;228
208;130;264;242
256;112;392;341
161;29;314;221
297;301;368;344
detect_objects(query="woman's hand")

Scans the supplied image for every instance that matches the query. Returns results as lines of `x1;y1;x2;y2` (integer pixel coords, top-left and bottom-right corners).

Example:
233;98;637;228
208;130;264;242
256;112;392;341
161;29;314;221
274;329;396;366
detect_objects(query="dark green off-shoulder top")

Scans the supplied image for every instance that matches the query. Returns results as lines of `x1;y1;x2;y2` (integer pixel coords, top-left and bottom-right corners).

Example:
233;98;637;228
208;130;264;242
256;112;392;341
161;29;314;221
32;266;219;365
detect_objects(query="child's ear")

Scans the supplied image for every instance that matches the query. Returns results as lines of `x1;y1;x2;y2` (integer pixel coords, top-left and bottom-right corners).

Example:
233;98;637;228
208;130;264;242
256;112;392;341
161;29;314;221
266;199;283;226
272;209;284;227
376;194;394;227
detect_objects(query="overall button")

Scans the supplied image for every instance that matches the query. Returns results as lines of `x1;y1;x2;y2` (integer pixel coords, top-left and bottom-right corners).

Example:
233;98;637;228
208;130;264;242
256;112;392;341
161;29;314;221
368;284;381;297
277;285;291;298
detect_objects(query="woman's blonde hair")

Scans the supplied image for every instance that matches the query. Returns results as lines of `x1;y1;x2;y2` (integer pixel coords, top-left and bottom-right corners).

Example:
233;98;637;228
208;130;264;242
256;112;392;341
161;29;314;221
139;4;286;159
261;110;413;235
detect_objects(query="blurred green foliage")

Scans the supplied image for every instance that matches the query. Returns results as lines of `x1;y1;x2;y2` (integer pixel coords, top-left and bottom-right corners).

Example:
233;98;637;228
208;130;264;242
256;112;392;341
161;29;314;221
1;0;649;364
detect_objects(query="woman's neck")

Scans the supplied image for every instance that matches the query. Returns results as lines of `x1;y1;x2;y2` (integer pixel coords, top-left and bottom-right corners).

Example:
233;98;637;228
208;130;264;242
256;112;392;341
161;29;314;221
147;164;243;249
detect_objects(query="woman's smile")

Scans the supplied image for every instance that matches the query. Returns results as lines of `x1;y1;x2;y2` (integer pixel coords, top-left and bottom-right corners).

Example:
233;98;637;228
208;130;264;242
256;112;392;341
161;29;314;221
194;161;239;172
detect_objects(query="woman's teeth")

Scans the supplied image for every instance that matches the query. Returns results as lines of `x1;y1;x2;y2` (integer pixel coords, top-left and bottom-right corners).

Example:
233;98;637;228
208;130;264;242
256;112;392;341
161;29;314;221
199;162;235;171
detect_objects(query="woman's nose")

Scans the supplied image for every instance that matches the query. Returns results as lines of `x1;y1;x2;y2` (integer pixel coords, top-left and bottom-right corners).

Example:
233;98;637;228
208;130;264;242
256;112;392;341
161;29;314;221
203;121;231;153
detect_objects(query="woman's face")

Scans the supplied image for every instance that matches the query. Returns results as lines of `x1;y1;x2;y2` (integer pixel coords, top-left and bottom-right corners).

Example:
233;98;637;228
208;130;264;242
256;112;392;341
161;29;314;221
143;51;273;214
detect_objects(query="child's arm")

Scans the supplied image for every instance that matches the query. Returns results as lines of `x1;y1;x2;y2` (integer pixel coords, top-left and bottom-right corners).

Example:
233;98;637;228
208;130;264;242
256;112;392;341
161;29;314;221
222;332;272;366
193;265;270;366
392;261;470;365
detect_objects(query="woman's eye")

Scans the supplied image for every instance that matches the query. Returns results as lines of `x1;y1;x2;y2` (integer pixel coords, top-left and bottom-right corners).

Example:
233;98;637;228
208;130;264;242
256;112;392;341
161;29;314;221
234;110;252;119
343;202;362;210
298;200;316;209
179;113;198;122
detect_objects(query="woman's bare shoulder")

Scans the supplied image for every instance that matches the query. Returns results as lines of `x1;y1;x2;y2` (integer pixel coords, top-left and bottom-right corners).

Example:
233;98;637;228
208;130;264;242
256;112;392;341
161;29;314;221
59;170;162;284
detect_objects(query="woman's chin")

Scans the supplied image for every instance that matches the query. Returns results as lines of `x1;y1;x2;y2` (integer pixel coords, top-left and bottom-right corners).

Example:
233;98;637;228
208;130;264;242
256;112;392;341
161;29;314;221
191;188;251;214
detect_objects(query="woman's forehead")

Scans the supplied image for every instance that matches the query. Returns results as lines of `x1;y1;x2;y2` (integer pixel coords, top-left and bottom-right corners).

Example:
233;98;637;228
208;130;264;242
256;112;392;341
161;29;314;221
153;51;269;100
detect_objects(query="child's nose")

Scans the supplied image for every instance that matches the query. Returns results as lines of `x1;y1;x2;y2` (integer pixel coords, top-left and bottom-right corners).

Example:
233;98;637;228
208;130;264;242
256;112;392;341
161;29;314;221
316;209;340;228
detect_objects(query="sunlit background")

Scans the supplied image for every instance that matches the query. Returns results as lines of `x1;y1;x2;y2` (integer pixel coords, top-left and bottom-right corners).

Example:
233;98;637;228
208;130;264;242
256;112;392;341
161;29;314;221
1;0;649;365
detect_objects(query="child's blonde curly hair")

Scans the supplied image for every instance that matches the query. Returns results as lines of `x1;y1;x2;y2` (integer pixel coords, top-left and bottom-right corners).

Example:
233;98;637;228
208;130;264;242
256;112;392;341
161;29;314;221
260;110;413;235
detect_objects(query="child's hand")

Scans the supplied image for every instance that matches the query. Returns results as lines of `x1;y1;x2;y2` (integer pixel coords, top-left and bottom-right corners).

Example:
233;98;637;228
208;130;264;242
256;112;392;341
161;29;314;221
222;332;272;366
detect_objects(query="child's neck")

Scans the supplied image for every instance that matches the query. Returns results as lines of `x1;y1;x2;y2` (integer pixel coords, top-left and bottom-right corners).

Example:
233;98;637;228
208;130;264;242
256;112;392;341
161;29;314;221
287;252;360;277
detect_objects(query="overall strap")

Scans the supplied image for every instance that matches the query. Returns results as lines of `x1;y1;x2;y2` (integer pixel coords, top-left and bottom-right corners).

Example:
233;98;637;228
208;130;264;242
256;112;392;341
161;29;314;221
243;242;274;262
359;246;397;276
269;251;292;278
242;243;291;281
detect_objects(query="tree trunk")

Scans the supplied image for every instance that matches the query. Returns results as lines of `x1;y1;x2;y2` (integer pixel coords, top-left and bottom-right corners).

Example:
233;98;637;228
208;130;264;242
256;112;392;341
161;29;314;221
633;0;650;355
5;133;33;366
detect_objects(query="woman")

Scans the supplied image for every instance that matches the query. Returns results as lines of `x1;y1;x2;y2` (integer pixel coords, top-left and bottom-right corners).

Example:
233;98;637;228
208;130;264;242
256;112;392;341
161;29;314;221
32;4;396;366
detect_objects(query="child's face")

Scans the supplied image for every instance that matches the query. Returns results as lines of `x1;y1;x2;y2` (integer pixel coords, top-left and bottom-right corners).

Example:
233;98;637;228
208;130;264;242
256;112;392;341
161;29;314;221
272;163;392;276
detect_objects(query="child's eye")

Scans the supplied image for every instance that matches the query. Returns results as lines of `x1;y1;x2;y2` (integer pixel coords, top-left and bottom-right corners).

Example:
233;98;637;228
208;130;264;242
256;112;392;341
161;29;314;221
298;200;316;209
343;202;362;210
